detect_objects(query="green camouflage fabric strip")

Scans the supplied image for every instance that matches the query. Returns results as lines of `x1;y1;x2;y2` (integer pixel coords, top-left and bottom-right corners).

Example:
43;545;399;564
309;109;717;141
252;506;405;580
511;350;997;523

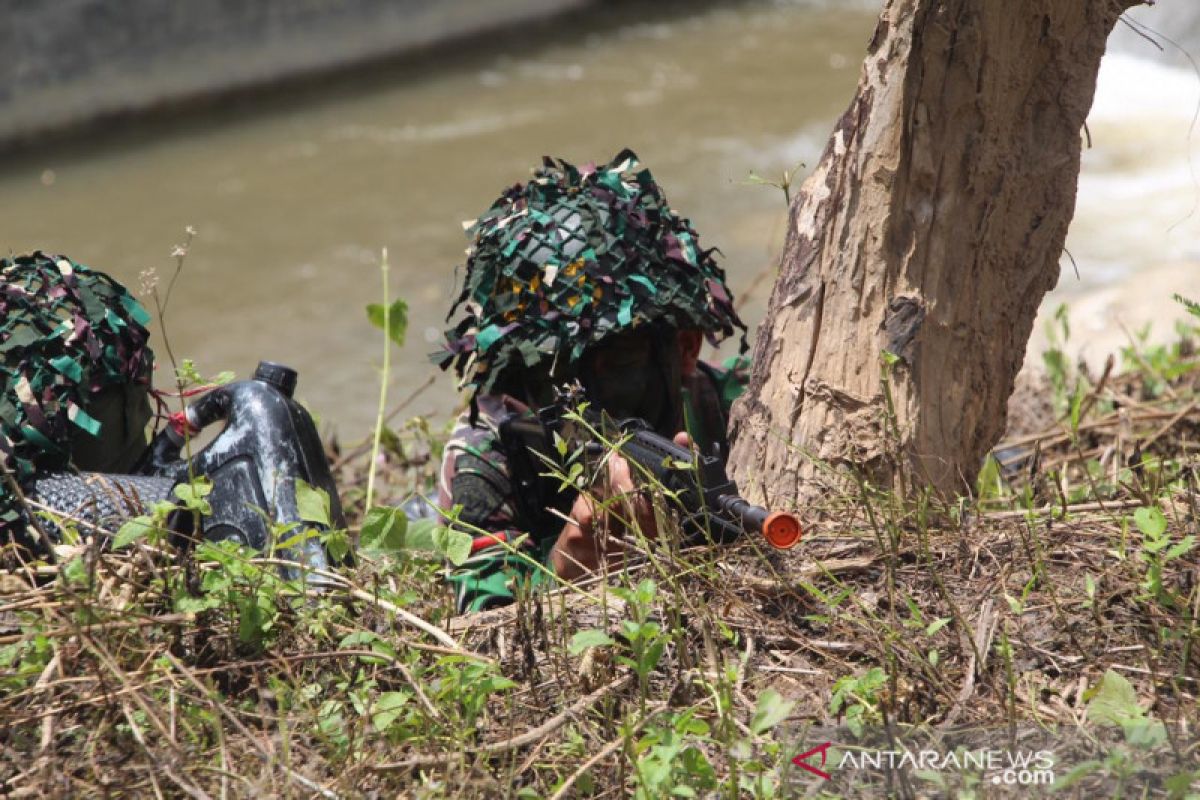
440;357;747;613
0;252;155;535
433;149;747;395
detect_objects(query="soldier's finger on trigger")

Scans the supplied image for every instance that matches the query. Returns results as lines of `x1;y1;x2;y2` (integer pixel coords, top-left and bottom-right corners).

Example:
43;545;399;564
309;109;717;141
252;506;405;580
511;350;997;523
607;453;636;495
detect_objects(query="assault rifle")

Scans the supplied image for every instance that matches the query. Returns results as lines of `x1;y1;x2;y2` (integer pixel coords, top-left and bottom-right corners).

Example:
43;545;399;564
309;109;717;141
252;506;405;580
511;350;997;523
497;386;801;552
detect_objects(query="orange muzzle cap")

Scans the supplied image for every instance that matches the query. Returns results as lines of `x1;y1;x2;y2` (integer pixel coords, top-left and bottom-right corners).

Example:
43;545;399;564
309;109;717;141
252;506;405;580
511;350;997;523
762;511;802;550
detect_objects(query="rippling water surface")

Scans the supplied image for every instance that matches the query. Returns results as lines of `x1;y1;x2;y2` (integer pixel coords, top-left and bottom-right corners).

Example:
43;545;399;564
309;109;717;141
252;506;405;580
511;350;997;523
0;0;1195;433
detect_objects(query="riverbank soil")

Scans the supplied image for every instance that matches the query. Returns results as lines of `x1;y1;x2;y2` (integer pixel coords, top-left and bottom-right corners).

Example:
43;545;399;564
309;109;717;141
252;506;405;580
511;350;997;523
3;328;1199;796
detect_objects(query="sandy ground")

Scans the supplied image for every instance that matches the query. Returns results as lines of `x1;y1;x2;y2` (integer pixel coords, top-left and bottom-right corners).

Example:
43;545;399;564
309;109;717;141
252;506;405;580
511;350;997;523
1027;258;1200;371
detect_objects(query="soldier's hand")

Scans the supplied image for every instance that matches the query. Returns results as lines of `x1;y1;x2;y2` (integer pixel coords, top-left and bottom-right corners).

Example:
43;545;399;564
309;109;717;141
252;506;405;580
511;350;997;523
550;432;690;580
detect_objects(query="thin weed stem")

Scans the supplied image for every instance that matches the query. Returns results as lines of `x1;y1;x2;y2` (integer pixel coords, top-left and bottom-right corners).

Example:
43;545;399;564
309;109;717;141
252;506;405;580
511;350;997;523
365;248;390;510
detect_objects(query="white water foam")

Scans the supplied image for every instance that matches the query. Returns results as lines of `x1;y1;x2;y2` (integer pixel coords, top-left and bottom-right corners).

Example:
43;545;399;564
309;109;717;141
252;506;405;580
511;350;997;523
1066;53;1200;290
1033;50;1200;366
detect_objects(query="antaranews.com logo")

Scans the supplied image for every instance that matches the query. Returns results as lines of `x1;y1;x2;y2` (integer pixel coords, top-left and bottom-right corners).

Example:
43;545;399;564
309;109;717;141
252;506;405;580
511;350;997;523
791;740;1054;787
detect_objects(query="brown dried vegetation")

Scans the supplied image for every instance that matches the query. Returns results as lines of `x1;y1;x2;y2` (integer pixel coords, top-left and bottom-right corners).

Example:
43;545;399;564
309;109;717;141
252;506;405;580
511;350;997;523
2;333;1200;798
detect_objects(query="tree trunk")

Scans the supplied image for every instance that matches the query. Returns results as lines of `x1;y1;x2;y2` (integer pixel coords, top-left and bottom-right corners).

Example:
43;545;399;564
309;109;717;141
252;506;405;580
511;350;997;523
728;0;1140;507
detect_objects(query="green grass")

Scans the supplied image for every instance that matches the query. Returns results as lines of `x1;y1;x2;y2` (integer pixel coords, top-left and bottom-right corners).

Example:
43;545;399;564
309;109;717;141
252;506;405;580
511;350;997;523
3;300;1200;797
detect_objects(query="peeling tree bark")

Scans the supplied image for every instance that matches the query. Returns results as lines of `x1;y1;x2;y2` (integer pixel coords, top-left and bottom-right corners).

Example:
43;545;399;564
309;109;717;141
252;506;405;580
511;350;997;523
728;0;1141;506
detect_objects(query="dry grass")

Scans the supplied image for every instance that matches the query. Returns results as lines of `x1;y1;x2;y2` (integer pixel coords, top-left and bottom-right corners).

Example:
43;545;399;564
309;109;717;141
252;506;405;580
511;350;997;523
3;347;1200;798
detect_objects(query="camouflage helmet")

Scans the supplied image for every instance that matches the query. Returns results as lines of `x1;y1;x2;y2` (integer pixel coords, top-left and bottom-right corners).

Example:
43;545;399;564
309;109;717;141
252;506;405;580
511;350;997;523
0;253;155;528
435;149;746;394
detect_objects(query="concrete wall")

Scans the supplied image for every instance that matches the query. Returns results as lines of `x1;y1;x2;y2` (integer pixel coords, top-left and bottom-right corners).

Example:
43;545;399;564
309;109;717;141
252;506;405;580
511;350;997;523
0;0;591;147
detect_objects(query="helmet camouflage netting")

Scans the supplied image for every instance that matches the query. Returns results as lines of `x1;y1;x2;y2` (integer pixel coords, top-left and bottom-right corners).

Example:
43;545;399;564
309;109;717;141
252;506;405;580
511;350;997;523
0;252;155;515
434;148;746;394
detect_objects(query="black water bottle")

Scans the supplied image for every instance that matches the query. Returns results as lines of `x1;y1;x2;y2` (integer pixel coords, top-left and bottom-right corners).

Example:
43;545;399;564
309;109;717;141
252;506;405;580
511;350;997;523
135;361;300;476
134;406;192;476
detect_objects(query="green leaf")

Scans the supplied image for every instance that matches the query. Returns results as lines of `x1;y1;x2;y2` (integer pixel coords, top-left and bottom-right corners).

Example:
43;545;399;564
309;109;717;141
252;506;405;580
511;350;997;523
236;596;268;646
274;524;312;552
1134;507;1167;538
1043;348;1067;387
925;617;951;637
1165;770;1200;797
401;518;469;565
295;480;331;526
340;630;380;649
175;359;203;386
0;643;22;669
846;705;865;738
174;594;220;614
1173;293;1200;320
61;555;88;586
643;640;666;674
404;518;439;551
1086;669;1144;728
366;299;409;347
569;629;617;656
1003;593;1023;615
749;689;795;735
1051;760;1102;790
904;595;923;626
174;478;213;514
361;506;408;553
829;684;848;716
371;691;410;731
323;529;352;563
1165;535;1195;561
1144;535;1171;554
113;515;155;550
1053;302;1071;341
635;578;658;607
859;667;887;693
433;525;473;566
640;754;672;789
674;712;710;736
338;631;398;663
976;455;1004;501
1124;716;1167;748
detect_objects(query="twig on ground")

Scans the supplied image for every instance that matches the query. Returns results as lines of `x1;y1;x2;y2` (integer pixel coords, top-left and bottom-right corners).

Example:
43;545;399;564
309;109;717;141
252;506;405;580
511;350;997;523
370;672;634;771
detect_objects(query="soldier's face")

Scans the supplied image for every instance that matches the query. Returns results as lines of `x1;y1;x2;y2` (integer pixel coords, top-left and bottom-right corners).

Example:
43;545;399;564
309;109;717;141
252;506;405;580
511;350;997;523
580;329;681;433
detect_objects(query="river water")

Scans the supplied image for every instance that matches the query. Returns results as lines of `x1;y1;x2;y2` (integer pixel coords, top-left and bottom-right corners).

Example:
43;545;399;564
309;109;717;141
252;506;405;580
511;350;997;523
0;0;1196;435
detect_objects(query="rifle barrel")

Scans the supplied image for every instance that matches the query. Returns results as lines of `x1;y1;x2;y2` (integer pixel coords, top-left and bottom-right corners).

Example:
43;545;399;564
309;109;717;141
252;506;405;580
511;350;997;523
717;495;802;550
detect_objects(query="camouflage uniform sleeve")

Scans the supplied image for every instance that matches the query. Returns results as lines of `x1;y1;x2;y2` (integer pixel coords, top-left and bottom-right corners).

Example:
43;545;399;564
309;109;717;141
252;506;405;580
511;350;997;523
681;354;751;455
437;395;556;613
